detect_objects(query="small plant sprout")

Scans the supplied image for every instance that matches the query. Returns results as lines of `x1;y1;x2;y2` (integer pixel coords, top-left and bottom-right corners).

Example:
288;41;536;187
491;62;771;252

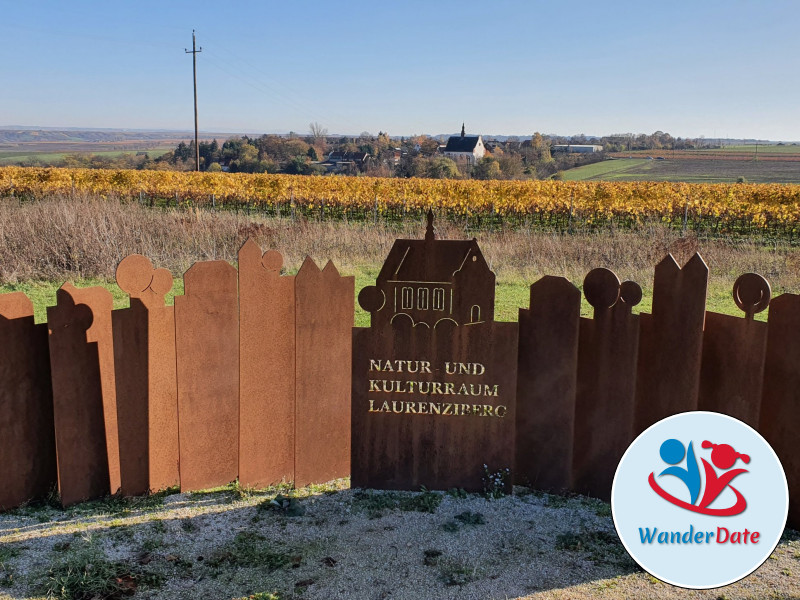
481;464;511;500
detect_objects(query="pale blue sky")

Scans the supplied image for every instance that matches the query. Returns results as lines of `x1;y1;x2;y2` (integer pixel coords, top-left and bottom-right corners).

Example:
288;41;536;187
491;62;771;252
1;1;798;139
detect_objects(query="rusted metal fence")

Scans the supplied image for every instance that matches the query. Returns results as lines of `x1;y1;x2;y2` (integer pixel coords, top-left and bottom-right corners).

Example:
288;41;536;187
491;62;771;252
0;241;353;509
514;255;799;529
0;236;797;529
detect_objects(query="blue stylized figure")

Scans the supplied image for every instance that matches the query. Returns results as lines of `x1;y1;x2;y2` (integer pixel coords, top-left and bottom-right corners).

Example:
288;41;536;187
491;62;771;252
658;439;701;505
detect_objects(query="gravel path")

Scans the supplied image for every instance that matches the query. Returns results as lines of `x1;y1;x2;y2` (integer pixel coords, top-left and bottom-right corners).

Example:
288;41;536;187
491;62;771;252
0;482;797;600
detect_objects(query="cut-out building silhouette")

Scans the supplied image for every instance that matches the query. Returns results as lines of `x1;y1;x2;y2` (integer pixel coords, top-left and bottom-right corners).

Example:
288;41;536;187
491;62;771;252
359;211;495;329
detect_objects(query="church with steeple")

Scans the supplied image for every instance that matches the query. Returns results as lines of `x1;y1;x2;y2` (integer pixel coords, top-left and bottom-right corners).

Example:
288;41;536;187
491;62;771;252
442;123;485;165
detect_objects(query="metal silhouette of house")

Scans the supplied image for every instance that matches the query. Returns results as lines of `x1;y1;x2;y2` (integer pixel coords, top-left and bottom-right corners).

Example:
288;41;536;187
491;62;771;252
359;210;495;329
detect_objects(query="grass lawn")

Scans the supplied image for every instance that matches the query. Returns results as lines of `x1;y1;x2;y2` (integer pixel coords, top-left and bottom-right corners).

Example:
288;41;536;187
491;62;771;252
0;269;758;328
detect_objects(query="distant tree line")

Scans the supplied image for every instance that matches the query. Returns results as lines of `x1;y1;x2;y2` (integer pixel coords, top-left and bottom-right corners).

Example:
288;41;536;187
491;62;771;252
9;127;717;181
155;128;714;180
577;131;705;153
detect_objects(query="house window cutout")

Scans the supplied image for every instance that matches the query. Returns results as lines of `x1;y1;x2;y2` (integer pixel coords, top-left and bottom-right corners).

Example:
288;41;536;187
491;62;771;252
470;305;481;323
433;288;445;311
418;288;429;310
401;287;413;310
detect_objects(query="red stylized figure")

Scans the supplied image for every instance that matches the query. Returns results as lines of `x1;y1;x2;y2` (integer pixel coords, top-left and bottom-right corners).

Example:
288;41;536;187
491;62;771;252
648;439;750;516
697;441;750;511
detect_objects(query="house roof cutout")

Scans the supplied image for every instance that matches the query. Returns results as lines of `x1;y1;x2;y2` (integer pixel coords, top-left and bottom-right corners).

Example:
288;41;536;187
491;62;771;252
359;210;496;328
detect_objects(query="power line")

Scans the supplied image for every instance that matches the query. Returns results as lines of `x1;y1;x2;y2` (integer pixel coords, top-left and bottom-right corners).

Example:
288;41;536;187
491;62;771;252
185;30;202;171
202;54;319;125
204;41;363;133
206;45;322;116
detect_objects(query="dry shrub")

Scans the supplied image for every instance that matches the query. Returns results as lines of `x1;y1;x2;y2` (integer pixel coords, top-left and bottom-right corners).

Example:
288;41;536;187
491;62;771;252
1;194;798;296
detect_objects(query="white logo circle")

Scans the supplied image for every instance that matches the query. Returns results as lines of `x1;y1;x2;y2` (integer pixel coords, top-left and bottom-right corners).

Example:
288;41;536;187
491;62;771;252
611;411;788;589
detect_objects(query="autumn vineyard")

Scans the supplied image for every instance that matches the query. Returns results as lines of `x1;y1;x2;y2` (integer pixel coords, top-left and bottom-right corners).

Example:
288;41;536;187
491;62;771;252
3;166;800;237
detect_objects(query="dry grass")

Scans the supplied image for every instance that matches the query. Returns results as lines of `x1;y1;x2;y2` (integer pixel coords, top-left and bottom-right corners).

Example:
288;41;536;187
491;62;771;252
1;193;798;298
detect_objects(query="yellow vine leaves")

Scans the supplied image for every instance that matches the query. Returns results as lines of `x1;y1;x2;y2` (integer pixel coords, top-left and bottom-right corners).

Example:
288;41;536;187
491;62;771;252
1;166;799;231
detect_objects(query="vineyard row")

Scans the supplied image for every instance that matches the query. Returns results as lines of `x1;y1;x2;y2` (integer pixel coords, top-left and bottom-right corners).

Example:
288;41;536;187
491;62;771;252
2;166;800;236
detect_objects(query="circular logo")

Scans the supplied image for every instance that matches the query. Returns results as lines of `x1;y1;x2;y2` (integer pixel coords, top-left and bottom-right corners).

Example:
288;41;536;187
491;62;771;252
611;411;788;589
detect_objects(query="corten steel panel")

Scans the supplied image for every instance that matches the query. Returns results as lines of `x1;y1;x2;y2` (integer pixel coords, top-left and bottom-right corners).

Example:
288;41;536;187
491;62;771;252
64;283;121;494
0;293;56;511
113;255;179;496
112;301;149;496
294;258;354;487
698;274;771;429
238;240;296;488
352;213;514;491
516;276;580;492
572;270;641;500
759;293;800;529
47;286;112;506
175;261;240;492
352;322;518;492
634;253;708;434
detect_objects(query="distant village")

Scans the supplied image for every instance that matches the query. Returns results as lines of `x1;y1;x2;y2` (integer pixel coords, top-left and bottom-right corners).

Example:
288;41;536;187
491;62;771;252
147;125;712;180
15;125;715;180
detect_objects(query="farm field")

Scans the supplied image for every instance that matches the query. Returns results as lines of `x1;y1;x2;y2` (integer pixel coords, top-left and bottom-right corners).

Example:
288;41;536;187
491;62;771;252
564;156;800;184
561;159;651;181
0;148;172;166
722;144;800;152
608;144;800;160
565;143;800;183
0;130;222;166
0;128;224;165
609;144;800;160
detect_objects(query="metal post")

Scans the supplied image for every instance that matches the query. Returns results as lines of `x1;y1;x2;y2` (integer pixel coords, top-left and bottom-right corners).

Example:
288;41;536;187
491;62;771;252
683;198;690;236
568;191;574;234
185;30;202;172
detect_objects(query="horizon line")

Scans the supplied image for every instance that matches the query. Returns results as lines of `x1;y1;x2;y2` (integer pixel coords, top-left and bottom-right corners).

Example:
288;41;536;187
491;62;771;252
0;124;793;144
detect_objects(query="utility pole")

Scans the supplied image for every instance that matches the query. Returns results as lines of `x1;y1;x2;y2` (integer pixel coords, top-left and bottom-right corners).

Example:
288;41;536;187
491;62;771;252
185;30;202;171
